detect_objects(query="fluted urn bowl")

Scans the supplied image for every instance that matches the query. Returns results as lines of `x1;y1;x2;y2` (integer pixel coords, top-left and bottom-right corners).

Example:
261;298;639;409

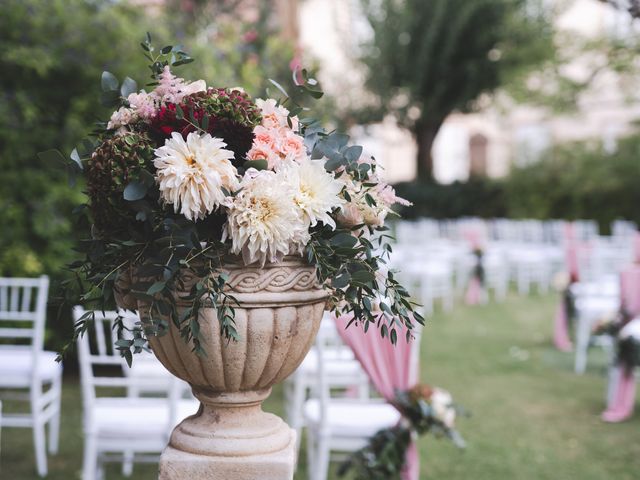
137;256;328;474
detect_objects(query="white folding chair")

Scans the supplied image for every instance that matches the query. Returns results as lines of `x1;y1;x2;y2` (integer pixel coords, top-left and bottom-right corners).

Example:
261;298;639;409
74;307;198;480
0;275;61;477
571;278;620;374
303;324;422;480
285;313;370;458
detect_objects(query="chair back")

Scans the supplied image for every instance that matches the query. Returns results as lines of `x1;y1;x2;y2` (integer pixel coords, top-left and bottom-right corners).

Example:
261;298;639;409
0;276;50;386
315;315;423;425
73;307;185;432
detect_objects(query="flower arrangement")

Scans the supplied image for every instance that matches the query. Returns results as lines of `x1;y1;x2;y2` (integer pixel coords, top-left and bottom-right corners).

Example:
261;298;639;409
339;384;465;480
54;35;423;361
594;312;640;372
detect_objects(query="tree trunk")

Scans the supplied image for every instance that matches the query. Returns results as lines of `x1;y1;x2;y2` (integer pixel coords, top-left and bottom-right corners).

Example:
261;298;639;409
414;119;445;182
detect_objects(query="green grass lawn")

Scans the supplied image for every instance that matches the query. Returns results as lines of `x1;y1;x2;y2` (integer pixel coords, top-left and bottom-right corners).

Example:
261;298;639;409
2;293;639;479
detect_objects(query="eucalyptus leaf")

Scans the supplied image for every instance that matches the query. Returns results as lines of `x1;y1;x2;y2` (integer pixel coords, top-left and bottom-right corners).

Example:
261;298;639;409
120;77;138;98
244;159;268;171
123;181;148;201
101;71;119;91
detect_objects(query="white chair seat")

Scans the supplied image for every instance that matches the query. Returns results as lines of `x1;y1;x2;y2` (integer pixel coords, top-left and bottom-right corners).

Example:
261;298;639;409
575;297;620;319
298;348;358;375
0;347;62;386
303;399;400;437
92;398;198;438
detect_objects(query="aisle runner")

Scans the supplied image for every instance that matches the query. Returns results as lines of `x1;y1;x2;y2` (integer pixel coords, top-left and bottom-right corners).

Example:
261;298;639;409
334;314;419;480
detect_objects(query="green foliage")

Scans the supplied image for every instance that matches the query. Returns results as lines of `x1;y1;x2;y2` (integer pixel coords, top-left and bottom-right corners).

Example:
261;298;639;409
0;0;152;279
505;135;640;229
358;0;550;126
394;132;640;230
393;178;507;220
355;0;554;179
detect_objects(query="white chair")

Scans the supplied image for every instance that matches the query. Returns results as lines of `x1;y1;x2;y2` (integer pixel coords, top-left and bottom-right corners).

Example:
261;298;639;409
401;261;454;314
508;249;551;295
74;307;198;480
285;313;370;457
0;275;61;477
303;324;422;480
484;254;509;302
571;278;620;374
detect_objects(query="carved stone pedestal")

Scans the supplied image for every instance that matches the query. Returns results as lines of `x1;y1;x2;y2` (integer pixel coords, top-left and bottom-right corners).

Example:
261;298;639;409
159;389;296;480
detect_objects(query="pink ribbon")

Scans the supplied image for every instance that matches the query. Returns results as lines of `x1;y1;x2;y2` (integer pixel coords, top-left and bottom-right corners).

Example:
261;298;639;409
334;314;419;480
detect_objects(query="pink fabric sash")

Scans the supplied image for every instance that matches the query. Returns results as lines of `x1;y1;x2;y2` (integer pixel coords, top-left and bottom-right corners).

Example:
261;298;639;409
602;264;640;421
602;368;636;422
334;314;419;480
620;266;640;317
463;225;486;306
553;223;579;351
553;302;573;352
465;277;483;306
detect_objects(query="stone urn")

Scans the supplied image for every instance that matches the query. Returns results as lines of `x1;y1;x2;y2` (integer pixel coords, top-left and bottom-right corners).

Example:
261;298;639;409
131;256;328;480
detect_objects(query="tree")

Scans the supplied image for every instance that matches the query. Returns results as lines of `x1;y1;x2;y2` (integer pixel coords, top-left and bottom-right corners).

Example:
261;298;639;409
356;0;554;181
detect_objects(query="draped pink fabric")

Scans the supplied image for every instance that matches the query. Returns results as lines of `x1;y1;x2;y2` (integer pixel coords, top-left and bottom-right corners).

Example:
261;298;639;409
553;223;578;351
564;223;580;283
634;232;640;264
621;266;640;317
602;368;636;423
463;225;486;305
553;302;573;352
602;264;640;422
334;314;419;480
465;277;483;306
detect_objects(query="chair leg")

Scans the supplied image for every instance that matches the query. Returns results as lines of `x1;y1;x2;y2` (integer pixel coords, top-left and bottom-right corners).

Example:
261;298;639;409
315;433;330;480
32;412;48;477
48;375;62;454
289;378;307;460
83;433;98;480
122;450;134;476
306;428;316;480
574;316;590;374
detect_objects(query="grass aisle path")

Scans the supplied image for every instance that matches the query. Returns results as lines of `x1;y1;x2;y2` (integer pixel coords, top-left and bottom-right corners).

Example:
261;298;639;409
2;293;639;478
420;293;640;480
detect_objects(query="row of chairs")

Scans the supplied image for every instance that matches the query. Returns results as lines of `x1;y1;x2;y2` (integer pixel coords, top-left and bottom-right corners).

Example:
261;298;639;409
0;274;198;479
394;218;632;245
0;276;62;477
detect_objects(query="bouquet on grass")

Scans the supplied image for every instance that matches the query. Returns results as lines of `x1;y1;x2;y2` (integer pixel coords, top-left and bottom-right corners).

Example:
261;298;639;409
339;384;465;480
51;35;423;361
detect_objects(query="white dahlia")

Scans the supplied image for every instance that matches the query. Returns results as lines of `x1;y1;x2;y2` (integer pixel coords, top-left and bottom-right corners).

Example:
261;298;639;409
154;132;239;221
224;169;308;266
278;159;344;229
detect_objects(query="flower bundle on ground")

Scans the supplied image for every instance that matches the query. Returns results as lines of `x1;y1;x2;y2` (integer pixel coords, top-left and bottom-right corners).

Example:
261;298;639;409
339;384;465;480
54;35;423;361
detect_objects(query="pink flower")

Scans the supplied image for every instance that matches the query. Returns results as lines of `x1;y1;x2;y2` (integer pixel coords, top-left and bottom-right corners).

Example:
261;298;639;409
247;140;281;169
375;183;412;208
127;92;157;119
253;125;277;147
256;98;299;131
277;130;306;162
337;202;364;227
